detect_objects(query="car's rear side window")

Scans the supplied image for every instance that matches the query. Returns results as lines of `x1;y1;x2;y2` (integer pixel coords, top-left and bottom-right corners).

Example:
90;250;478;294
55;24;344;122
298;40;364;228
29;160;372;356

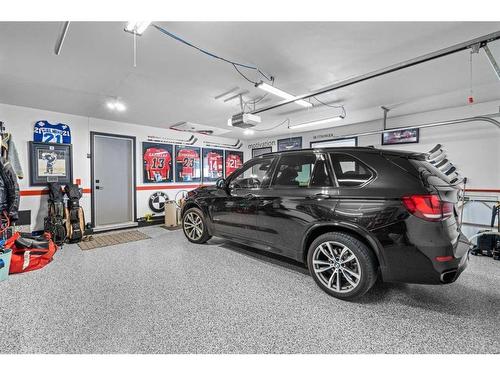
271;153;332;188
329;153;373;187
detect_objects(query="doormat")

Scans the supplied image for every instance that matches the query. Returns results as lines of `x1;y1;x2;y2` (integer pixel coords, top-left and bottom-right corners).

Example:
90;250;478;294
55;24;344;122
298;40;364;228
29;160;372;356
78;230;150;250
161;225;181;231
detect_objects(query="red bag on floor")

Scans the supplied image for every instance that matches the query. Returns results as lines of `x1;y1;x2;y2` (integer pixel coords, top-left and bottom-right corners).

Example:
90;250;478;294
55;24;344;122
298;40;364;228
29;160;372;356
4;232;58;274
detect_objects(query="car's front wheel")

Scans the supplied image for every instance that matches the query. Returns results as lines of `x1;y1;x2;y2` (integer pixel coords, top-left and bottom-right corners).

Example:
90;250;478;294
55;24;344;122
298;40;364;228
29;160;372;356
307;232;378;300
182;207;212;244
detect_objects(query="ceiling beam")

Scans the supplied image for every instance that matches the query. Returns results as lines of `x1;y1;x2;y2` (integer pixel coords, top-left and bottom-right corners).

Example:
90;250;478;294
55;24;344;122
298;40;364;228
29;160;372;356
251;30;500;115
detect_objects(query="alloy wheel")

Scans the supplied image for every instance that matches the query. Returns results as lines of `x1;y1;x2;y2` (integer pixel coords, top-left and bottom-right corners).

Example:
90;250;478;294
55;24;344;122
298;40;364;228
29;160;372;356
183;212;204;241
312;241;362;293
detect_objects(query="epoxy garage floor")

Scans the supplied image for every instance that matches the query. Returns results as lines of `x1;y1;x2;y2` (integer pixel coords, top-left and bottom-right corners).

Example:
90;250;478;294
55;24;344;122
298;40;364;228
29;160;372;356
0;226;499;354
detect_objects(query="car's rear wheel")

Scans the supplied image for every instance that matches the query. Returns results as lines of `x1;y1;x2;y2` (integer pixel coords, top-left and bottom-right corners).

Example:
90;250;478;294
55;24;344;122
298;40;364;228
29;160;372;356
307;232;377;300
182;207;212;244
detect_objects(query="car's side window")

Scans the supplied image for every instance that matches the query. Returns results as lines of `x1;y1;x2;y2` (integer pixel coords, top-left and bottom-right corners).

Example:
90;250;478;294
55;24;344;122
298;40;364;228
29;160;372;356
271;153;331;188
228;157;275;190
329;153;373;187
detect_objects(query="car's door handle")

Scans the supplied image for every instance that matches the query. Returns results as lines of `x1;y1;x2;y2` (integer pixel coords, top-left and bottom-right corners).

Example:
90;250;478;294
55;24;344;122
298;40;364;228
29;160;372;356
244;193;256;199
310;193;331;199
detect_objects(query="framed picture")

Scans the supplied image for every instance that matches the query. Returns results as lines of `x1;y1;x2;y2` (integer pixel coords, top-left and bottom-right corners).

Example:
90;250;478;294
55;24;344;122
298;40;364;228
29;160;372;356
142;142;173;183
382;128;419;145
175;145;201;183
252;147;272;158
310;137;357;148
29;141;73;186
224;150;244;177
202;148;224;183
277;137;302;151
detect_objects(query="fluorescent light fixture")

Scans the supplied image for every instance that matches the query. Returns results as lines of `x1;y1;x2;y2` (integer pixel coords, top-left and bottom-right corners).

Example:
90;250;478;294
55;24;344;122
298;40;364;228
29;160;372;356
289;115;344;129
243;129;255;135
124;21;151;36
255;82;312;108
106;100;127;112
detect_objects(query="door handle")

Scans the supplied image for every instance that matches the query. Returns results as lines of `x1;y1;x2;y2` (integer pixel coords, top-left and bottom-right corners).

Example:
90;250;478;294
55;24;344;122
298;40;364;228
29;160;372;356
311;193;331;199
244;193;256;199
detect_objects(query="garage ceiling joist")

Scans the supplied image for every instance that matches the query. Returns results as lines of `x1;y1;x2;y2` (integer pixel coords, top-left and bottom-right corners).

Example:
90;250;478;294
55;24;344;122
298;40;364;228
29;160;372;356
251;30;500;115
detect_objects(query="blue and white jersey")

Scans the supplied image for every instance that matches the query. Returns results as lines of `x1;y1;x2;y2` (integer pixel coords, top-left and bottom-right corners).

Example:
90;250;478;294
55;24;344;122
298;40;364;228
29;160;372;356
33;121;71;144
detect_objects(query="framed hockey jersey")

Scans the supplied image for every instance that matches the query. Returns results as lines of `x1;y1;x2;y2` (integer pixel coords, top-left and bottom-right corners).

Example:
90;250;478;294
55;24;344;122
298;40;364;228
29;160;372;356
142;142;173;183
175;145;201;183
33;121;72;144
224;150;244;177
202;148;224;182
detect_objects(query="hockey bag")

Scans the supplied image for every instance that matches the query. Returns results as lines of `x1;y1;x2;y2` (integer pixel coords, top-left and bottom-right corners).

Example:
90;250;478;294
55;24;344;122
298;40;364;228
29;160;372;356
44;182;66;246
64;184;85;243
4;232;58;274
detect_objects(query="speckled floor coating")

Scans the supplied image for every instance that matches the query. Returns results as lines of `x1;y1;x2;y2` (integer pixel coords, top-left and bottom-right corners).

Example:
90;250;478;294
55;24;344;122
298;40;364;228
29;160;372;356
0;226;498;354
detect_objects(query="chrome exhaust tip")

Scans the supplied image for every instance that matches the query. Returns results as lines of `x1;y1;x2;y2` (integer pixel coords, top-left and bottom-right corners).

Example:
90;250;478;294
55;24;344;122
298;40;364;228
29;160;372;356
440;269;458;284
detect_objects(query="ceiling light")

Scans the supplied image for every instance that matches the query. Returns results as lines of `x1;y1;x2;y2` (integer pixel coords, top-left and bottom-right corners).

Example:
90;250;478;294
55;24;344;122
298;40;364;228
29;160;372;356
114;101;126;112
243;129;255;135
124;21;152;36
288;115;344;129
255;82;312;108
106;99;127;112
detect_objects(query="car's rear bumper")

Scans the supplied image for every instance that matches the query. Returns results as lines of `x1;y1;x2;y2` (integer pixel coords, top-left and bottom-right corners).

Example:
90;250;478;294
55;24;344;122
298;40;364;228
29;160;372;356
379;231;470;285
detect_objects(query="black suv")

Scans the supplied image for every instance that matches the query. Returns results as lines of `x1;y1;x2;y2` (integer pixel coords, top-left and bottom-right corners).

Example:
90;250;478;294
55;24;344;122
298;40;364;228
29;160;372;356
181;147;469;299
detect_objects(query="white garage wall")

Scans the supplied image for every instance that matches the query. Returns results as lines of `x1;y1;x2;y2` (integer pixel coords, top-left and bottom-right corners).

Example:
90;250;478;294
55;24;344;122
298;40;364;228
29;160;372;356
244;100;500;239
0;102;240;231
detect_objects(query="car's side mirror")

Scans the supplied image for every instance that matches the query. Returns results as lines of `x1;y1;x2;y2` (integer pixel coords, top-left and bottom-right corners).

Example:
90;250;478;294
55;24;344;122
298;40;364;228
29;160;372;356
215;178;227;190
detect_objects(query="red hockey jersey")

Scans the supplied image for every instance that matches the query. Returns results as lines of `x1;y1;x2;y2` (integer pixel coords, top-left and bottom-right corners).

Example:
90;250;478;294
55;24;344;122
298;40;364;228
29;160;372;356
206;152;223;176
176;148;199;177
225;154;242;176
144;148;171;181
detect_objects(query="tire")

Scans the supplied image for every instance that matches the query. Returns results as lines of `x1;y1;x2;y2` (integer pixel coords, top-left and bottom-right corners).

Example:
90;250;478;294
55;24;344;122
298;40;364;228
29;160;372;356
307;232;378;300
182;207;212;244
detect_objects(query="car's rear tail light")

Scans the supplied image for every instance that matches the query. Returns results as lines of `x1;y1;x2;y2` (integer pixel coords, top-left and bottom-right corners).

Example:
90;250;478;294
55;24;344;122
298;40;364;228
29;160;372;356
435;255;454;262
401;194;454;222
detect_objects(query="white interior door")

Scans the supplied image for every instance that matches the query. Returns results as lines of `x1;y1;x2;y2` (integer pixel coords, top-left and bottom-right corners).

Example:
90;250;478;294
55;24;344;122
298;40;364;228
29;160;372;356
92;133;136;229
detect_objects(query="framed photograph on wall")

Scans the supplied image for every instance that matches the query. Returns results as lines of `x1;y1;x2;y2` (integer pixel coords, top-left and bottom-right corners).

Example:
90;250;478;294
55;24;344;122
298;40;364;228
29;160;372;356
202;148;224;183
252;147;272;158
29;141;73;186
382;128;419;145
175;145;201;183
310;137;357;148
224;150;244;177
277;137;302;151
142;142;173;183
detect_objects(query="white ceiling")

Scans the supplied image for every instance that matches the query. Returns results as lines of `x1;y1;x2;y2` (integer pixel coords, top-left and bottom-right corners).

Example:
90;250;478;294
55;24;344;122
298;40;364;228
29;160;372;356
0;21;499;138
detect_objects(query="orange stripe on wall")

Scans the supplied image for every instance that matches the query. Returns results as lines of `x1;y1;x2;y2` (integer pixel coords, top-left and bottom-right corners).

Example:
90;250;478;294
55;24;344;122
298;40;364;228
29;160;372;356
20;188;92;196
136;184;204;191
20;187;499;196
465;188;500;193
19;186;201;196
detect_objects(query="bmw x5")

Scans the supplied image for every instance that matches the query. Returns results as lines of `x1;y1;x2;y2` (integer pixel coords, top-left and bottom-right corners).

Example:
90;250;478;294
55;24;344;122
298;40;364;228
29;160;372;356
181;147;469;300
